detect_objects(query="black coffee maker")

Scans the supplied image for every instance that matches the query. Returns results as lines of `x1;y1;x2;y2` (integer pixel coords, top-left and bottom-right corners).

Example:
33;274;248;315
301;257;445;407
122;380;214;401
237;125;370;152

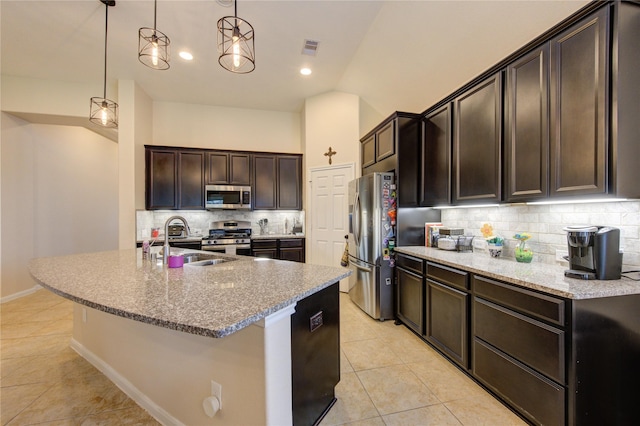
563;225;623;280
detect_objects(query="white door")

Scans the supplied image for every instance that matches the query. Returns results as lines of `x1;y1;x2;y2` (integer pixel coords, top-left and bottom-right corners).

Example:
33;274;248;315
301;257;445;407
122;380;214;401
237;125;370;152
308;163;355;292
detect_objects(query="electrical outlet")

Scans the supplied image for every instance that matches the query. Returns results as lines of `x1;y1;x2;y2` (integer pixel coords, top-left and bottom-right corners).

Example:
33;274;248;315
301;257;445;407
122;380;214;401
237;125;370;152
555;249;568;263
211;380;222;410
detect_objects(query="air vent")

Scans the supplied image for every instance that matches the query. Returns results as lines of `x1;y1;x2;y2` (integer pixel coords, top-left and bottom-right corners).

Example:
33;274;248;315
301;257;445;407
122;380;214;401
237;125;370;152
302;39;319;56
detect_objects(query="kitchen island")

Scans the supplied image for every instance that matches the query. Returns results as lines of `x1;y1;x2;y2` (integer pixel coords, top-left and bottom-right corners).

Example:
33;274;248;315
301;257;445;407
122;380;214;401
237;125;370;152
395;246;640;425
28;249;351;426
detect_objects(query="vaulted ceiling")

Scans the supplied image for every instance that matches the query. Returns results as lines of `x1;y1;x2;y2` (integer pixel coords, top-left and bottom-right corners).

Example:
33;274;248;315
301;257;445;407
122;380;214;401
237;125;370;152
1;0;588;116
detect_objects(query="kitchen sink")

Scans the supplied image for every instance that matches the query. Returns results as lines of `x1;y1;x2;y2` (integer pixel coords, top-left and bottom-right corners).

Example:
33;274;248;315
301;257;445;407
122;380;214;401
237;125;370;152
183;253;236;266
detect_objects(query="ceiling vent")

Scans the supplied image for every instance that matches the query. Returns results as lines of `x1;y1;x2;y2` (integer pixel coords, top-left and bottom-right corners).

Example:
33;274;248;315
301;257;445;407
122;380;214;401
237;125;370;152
302;40;319;56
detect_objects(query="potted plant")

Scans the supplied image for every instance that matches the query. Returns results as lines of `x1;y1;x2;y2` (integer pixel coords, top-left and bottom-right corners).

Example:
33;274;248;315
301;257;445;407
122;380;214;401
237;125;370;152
481;223;504;258
514;232;533;263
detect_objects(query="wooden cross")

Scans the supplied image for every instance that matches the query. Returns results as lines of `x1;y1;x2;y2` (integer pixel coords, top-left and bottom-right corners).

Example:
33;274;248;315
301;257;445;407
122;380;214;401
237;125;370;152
324;146;337;164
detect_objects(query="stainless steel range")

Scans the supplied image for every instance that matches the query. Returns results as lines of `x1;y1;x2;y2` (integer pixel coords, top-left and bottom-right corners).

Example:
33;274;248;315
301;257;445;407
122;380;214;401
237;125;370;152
202;220;252;255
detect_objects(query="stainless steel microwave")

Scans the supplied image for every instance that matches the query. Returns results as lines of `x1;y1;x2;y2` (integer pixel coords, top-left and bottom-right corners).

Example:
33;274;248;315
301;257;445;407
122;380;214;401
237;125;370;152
205;185;252;210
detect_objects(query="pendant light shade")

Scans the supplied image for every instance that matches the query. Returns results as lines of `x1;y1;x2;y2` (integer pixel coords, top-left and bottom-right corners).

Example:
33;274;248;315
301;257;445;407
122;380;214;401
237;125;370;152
217;0;255;74
89;0;118;128
138;0;170;70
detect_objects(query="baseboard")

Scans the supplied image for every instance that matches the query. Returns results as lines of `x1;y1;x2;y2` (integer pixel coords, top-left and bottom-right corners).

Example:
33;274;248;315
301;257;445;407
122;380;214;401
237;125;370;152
69;338;184;426
0;285;42;304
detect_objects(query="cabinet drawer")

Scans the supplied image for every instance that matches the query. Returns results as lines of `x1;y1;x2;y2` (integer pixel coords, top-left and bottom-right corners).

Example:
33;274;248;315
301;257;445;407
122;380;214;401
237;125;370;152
426;262;468;291
473;275;565;326
474;298;565;384
473;338;565;426
252;239;277;249
396;254;424;275
279;238;303;248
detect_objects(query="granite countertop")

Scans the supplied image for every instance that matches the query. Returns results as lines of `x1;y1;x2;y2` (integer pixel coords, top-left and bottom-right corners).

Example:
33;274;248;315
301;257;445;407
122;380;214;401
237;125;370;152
251;233;305;240
28;249;350;338
395;246;640;300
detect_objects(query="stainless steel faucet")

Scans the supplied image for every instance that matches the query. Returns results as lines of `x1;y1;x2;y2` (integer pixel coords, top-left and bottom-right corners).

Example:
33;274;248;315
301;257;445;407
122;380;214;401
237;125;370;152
163;215;190;265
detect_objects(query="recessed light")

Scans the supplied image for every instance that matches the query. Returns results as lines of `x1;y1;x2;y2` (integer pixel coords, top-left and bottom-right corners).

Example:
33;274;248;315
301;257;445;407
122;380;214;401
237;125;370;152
300;67;312;76
179;51;194;61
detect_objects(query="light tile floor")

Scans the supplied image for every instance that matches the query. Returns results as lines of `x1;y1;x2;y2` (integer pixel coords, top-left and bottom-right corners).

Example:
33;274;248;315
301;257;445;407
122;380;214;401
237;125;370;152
1;289;525;425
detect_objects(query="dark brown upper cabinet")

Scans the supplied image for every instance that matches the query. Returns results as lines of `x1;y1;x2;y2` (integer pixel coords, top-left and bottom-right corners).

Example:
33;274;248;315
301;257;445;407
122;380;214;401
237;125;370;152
145;147;204;210
505;45;550;202
146;148;178;210
421;104;452;206
549;7;608;198
207;152;251;185
360;112;421;207
452;73;502;204
253;154;302;210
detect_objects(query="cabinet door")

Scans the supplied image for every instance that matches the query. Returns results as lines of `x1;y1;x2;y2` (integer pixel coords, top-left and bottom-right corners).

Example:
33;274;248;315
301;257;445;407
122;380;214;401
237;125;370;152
453;73;502;204
277;155;302;210
146;149;177;210
549;8;608;197
426;279;469;368
376;120;395;162
207;152;229;184
505;45;549;202
361;134;376;168
253;155;277;210
178;151;205;209
396;267;424;335
422;105;452;206
229;153;251;185
279;239;305;263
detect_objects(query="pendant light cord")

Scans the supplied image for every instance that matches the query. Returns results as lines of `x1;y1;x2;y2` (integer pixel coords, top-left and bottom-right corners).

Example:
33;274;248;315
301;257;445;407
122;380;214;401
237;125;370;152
153;0;157;30
102;1;109;99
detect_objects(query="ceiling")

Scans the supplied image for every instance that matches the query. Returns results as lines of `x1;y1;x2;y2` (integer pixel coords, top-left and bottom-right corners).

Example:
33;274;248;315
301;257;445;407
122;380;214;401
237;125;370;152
1;0;589;116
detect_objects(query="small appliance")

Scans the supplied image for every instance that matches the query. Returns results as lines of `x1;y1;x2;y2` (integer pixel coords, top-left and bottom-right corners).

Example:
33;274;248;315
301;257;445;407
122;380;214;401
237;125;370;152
563;225;623;280
205;185;251;210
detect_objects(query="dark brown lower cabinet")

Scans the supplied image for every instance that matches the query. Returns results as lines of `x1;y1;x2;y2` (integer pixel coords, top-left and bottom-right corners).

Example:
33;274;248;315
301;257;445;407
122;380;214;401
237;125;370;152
251;238;305;262
426;279;469;369
393;251;640;425
473;338;565;426
251;239;278;259
279;238;305;263
396;267;424;335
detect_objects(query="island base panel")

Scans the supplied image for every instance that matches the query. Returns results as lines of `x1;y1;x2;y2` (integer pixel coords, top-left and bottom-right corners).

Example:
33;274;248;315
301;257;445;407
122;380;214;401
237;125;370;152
291;282;340;425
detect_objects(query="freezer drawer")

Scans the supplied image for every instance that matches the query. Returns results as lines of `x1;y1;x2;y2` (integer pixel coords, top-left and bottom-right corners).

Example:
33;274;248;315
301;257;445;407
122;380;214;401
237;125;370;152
348;256;393;320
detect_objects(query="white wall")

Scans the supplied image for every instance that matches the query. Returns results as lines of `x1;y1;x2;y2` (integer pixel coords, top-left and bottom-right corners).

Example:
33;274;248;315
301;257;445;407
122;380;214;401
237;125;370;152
1;113;119;299
152;101;301;152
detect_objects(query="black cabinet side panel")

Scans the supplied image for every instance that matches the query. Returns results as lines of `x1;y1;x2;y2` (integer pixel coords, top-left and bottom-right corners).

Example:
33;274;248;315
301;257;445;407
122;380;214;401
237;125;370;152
291;283;340;426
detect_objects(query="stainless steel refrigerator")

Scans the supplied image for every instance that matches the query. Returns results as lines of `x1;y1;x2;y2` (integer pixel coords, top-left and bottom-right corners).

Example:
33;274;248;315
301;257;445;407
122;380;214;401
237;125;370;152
347;173;396;320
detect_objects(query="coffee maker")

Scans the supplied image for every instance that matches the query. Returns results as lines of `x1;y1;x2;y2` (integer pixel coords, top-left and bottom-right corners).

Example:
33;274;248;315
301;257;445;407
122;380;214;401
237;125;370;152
563;225;623;280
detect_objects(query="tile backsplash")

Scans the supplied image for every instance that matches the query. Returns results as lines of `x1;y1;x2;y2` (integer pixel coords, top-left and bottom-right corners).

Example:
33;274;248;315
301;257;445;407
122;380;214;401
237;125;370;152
136;210;305;240
440;200;640;268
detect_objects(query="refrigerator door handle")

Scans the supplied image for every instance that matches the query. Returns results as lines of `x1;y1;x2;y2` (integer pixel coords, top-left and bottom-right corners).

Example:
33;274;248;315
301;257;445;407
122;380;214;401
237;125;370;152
353;192;361;245
349;259;372;273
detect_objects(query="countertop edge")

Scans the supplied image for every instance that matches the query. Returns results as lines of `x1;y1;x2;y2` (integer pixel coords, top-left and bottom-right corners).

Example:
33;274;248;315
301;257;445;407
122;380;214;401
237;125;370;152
395;246;640;300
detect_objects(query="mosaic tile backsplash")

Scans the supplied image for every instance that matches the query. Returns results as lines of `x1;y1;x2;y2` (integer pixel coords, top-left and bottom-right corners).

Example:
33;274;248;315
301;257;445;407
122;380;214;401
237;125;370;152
136;210;305;240
440;200;640;268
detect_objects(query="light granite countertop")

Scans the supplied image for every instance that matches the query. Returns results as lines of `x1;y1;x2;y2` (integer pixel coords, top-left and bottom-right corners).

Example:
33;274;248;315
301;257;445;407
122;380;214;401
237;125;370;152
28;249;350;338
395;246;640;300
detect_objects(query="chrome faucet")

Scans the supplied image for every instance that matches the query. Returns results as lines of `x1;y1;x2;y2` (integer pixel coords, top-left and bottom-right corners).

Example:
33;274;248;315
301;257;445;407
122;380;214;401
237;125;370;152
163;215;190;265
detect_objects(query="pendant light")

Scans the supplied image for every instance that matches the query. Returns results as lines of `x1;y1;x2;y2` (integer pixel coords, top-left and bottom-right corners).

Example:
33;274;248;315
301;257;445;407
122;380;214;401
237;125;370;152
217;0;255;74
89;0;118;128
138;0;170;70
